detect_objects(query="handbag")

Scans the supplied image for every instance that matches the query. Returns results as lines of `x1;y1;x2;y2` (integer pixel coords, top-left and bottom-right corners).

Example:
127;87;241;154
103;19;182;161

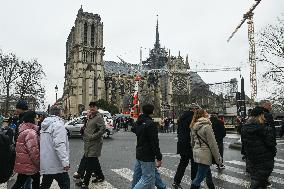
195;131;217;165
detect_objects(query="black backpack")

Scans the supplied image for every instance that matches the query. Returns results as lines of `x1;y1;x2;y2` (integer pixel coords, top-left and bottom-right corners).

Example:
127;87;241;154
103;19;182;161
0;132;15;184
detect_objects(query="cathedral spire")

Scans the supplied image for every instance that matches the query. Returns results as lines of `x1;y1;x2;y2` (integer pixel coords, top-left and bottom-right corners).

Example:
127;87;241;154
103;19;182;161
155;15;160;49
185;54;190;69
77;5;83;16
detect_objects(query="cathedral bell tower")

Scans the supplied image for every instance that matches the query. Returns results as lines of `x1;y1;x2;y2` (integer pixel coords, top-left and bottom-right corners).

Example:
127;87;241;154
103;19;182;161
63;6;105;116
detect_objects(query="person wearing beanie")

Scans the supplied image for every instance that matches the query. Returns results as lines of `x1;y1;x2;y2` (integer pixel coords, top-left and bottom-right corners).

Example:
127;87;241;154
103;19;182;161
241;106;276;189
14;100;29;141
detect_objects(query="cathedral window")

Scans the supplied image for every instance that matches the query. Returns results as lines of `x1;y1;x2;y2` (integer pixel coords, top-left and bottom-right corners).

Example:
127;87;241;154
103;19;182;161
83;51;87;62
91;24;95;47
91;52;95;62
84;22;88;46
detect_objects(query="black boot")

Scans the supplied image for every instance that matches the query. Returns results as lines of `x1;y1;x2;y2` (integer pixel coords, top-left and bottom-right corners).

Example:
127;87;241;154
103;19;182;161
207;182;215;189
250;180;262;189
190;185;199;189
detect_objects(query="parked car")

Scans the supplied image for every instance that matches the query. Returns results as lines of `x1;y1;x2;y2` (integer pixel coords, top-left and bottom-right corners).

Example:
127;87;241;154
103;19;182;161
65;109;114;138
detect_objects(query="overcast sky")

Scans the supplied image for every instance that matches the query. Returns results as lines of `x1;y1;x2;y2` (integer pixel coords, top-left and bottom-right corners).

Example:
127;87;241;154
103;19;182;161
0;0;283;109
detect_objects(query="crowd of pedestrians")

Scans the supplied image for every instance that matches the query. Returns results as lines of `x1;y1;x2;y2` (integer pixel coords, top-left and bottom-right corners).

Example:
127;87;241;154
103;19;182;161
0;101;70;189
0;99;282;189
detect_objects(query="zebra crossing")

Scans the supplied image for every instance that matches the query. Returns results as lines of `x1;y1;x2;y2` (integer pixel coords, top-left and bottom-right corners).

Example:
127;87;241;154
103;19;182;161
2;157;284;189
83;156;284;189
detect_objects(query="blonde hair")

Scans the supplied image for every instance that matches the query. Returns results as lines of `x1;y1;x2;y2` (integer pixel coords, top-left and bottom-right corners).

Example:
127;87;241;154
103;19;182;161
189;109;206;128
254;114;265;125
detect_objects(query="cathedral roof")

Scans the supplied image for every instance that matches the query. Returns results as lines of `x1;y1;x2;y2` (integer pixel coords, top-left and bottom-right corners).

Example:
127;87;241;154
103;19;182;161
104;61;139;76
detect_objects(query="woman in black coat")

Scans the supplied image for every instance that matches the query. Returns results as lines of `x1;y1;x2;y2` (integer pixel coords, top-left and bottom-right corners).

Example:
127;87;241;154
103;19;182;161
241;107;276;189
172;110;198;189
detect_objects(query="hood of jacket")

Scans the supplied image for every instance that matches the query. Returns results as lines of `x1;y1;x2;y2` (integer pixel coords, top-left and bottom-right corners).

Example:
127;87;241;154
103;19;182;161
179;111;194;123
136;114;152;125
41;116;60;130
243;118;264;134
19;122;38;133
192;117;211;131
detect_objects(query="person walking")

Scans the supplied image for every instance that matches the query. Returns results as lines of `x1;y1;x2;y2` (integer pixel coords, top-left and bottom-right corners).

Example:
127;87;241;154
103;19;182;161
13;100;33;189
189;109;222;189
131;104;165;189
172;104;200;189
210;113;226;169
76;101;106;189
73;116;88;180
40;106;70;189
0;120;16;184
11;111;40;189
241;107;276;189
259;100;275;134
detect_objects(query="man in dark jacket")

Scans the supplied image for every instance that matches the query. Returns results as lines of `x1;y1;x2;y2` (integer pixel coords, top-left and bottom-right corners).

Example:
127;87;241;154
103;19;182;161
210;113;226;169
131;104;165;189
172;103;200;189
14;100;29;142
259;100;275;135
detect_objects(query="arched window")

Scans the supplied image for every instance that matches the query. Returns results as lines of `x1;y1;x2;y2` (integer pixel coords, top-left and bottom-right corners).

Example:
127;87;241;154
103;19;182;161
84;22;88;46
83;51;87;62
91;52;95;62
91;24;95;47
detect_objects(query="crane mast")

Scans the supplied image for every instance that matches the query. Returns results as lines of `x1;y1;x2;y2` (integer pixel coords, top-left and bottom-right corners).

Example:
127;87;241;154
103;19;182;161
227;0;262;101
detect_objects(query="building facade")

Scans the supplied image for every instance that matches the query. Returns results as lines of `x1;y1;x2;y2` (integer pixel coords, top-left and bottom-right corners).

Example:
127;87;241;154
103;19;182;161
62;8;206;117
63;7;105;115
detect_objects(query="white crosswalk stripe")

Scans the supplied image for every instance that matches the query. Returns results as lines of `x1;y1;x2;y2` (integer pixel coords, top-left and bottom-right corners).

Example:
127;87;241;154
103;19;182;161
111;168;171;189
226;160;284;175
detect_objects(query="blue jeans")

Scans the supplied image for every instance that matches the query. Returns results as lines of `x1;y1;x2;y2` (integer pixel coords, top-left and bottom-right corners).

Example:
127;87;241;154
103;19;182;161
191;163;214;188
131;160;166;189
22;177;32;189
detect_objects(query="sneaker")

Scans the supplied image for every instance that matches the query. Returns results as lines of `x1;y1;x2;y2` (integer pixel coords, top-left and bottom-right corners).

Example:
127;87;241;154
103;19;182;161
266;181;272;188
172;182;183;189
219;164;225;169
73;172;83;179
91;177;104;183
75;181;88;188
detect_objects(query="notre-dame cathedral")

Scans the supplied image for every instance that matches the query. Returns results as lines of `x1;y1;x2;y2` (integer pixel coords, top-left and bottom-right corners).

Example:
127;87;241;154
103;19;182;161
62;7;208;117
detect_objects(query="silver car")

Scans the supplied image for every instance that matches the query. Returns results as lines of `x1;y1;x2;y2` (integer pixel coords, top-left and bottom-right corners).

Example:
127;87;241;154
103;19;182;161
64;115;114;138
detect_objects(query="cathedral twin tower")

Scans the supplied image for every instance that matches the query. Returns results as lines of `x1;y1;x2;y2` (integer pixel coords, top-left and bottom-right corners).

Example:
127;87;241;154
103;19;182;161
63;7;105;115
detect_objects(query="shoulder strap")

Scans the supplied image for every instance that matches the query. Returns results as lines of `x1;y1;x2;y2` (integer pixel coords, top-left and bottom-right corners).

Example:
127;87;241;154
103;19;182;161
195;130;212;153
195;130;217;163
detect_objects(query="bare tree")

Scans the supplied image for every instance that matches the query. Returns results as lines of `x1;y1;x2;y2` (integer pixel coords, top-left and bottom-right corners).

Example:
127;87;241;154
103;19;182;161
15;59;46;108
257;15;284;106
0;52;21;115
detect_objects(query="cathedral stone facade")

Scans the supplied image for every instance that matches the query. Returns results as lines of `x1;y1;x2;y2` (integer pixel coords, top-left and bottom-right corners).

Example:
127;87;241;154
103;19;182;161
62;7;105;115
62;8;205;117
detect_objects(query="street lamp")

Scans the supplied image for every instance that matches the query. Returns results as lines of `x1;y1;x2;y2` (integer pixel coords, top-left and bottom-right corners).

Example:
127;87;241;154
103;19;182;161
55;85;58;102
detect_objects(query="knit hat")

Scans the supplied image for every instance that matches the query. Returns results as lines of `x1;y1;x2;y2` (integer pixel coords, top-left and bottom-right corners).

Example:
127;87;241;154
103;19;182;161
250;106;264;117
16;100;28;110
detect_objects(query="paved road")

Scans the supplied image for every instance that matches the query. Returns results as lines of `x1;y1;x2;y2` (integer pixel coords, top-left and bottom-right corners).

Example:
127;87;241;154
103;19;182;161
2;131;284;189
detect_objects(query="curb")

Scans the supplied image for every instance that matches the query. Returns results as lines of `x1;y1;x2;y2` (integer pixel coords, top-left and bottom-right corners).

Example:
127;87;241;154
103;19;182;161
229;142;242;150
